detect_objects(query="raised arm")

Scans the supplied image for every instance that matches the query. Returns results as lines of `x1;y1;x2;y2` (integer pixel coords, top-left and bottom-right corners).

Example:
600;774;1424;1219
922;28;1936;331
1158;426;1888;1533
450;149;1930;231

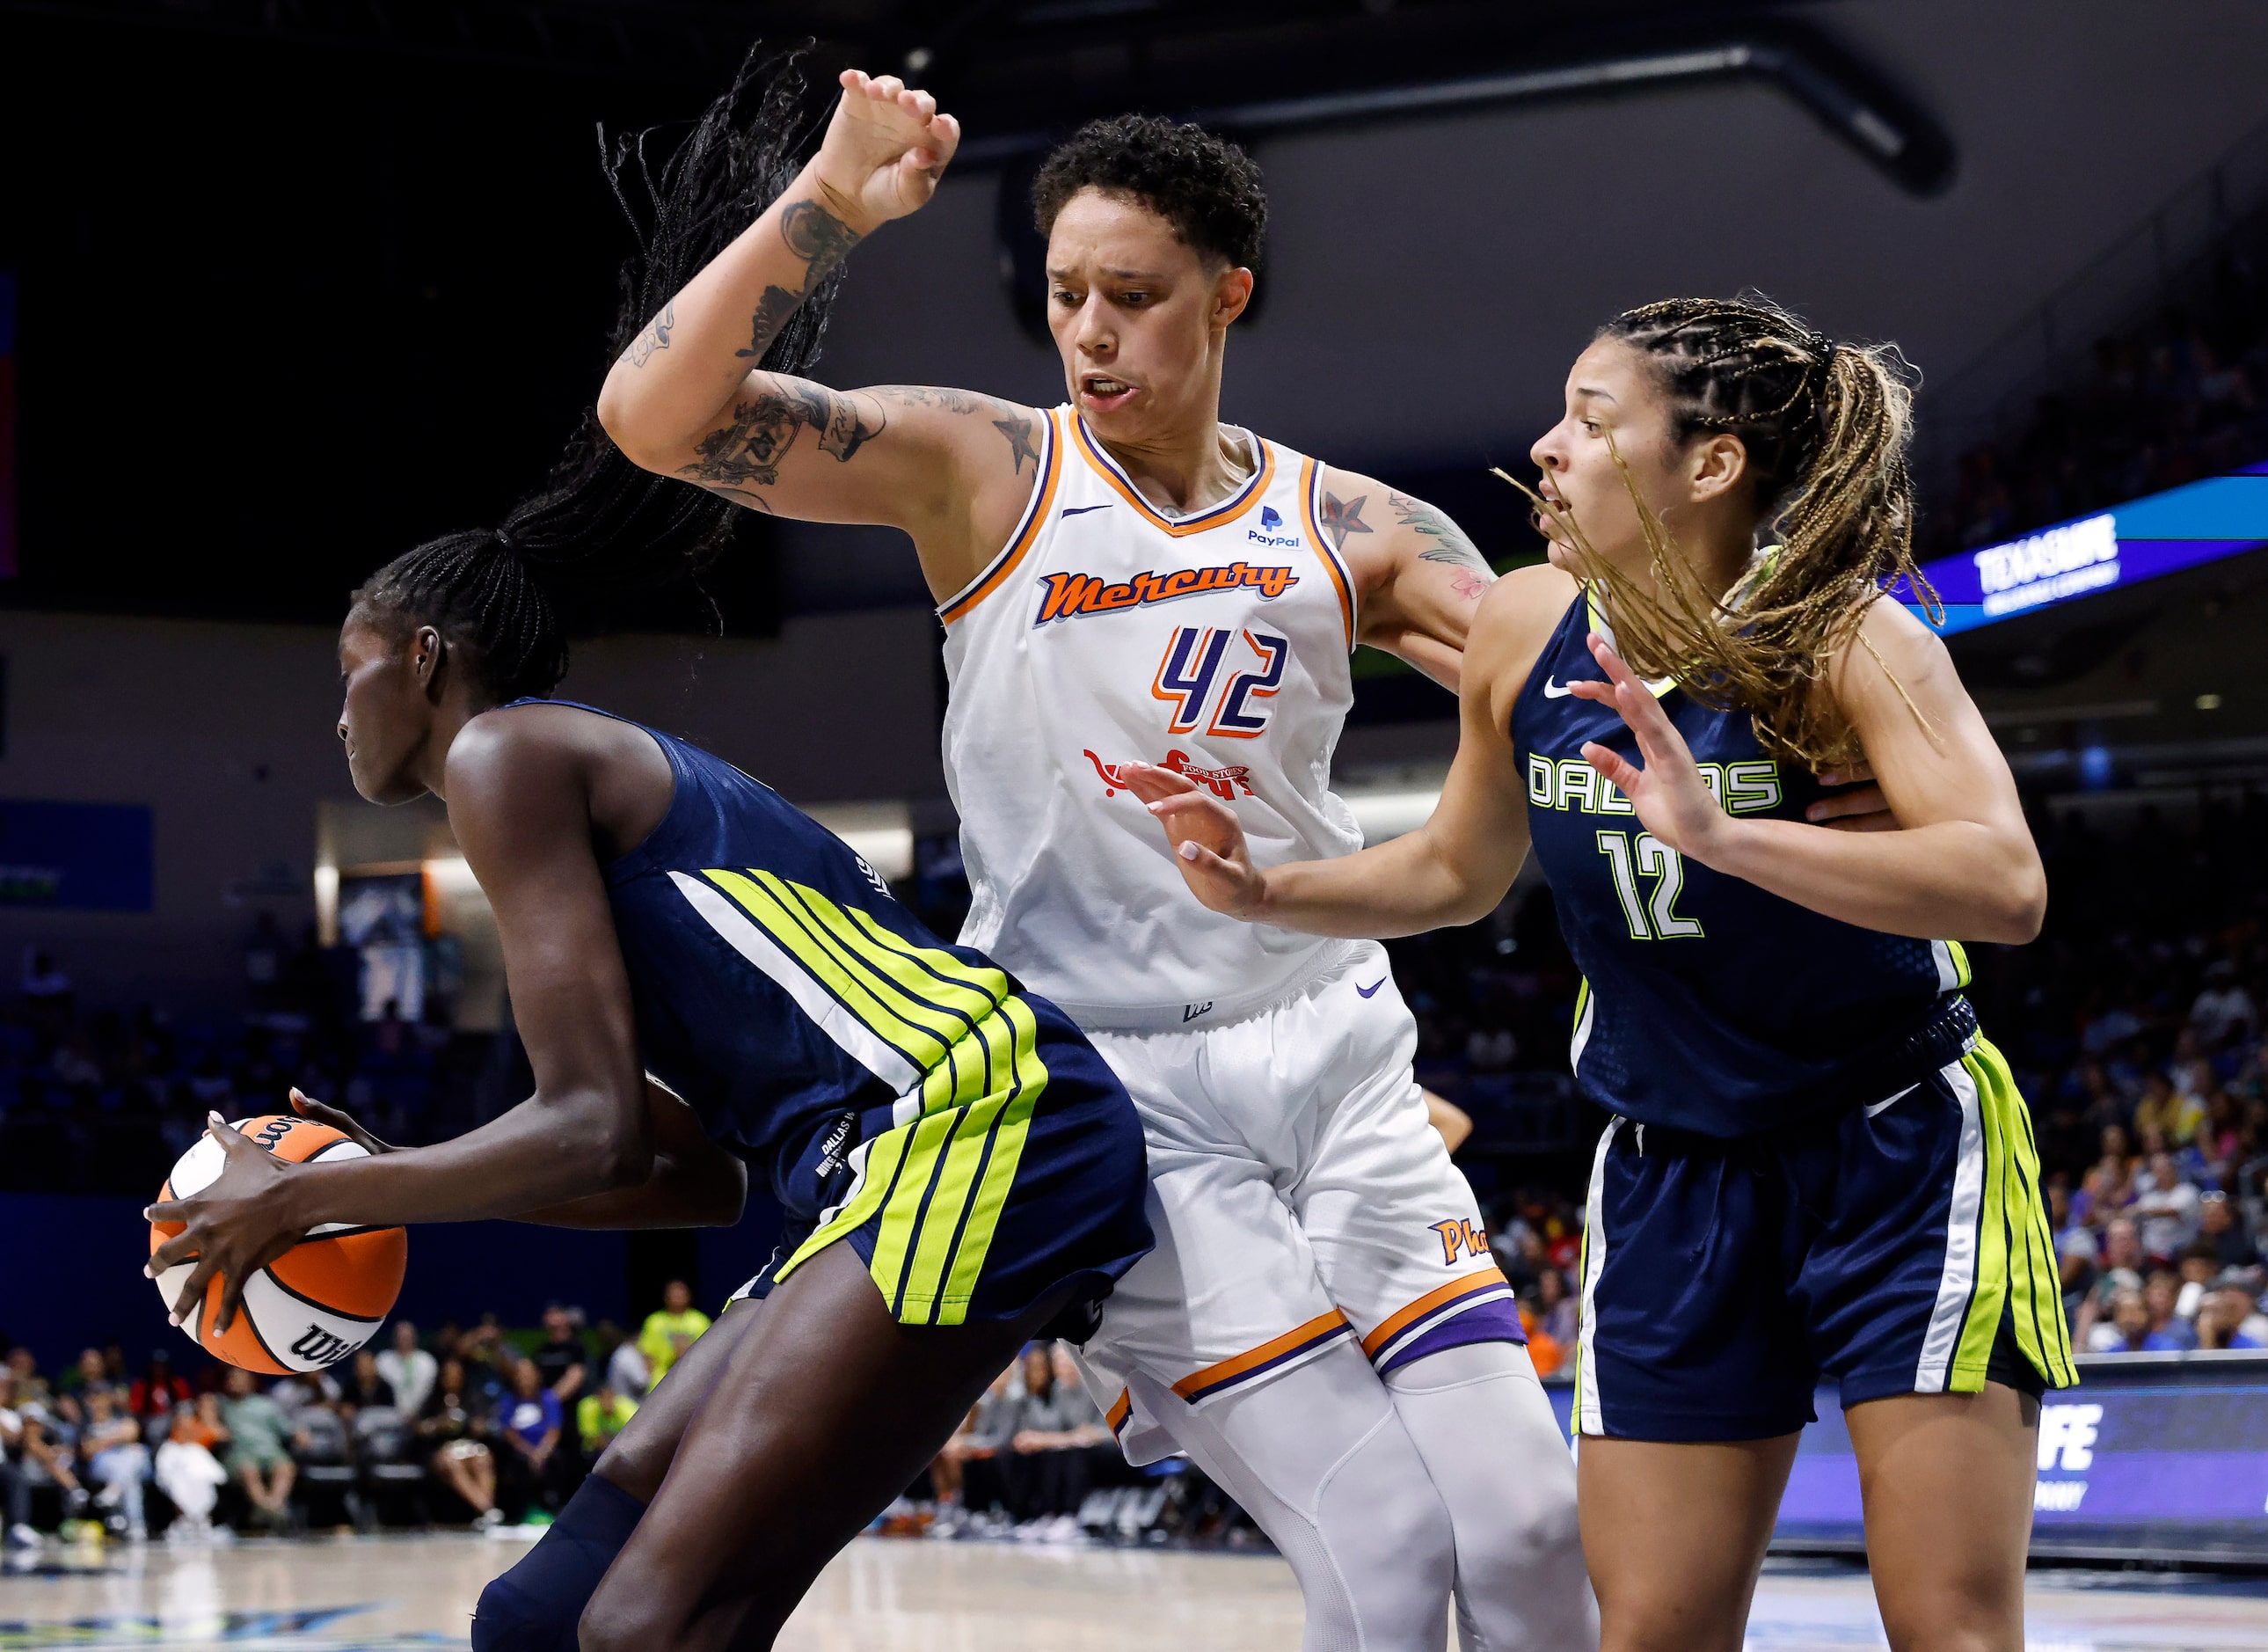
1574;598;2046;943
595;70;1038;603
1124;566;1576;935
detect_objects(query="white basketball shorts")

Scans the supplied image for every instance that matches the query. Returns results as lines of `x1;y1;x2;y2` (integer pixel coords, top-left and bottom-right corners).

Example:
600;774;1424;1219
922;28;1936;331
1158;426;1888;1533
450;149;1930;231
1074;941;1526;1465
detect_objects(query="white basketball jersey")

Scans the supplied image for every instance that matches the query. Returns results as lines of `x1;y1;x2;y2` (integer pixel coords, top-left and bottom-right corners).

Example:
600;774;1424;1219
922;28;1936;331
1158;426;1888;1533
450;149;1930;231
939;406;1365;1032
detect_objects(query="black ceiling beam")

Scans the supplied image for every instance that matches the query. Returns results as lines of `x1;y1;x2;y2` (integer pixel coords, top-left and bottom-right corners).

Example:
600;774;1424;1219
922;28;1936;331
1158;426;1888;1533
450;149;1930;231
946;16;1954;198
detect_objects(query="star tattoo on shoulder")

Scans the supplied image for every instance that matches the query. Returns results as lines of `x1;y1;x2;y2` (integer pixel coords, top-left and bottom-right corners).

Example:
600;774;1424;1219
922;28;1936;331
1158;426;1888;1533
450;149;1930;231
1320;492;1373;553
995;413;1040;475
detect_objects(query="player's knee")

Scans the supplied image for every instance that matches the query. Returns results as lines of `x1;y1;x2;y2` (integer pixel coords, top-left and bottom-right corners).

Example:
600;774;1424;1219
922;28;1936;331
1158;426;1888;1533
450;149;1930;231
1876;1583;2022;1652
1313;1413;1455;1606
470;1574;565;1652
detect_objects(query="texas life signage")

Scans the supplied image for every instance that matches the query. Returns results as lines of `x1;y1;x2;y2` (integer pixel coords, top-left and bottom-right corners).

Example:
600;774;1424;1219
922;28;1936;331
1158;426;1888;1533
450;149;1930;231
1902;461;2268;636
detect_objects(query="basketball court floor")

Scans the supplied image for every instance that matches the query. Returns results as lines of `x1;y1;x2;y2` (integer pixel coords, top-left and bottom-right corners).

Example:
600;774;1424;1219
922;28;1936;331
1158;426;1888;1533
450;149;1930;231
5;1532;2268;1651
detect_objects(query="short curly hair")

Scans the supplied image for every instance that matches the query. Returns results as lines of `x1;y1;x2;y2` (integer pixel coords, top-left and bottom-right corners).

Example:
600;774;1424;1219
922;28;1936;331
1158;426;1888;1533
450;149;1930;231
1032;115;1267;269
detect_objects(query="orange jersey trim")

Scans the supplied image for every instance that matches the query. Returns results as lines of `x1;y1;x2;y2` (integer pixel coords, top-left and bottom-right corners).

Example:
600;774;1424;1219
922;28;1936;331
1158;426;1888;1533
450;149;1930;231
1171;1309;1350;1402
1072;415;1276;537
937;408;1062;625
1360;1266;1512;1359
1106;1389;1133;1436
1299;457;1357;648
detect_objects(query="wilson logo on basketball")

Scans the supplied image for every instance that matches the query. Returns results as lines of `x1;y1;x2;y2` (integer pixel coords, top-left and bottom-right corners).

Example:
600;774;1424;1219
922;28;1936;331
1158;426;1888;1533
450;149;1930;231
1033;562;1299;625
1084;748;1257;802
289;1326;357;1366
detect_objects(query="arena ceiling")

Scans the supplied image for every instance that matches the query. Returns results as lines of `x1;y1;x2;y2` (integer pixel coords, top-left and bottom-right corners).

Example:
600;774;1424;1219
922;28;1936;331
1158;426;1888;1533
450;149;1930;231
1;0;2264;622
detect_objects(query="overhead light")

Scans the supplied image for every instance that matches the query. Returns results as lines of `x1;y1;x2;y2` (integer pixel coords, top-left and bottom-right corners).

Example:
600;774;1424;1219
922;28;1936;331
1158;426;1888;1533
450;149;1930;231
2197;693;2224;710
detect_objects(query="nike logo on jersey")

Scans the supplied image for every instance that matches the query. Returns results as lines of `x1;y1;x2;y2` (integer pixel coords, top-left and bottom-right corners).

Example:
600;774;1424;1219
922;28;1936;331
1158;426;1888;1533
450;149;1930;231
1542;678;1574;698
1356;977;1386;998
1034;564;1299;625
1059;503;1112;519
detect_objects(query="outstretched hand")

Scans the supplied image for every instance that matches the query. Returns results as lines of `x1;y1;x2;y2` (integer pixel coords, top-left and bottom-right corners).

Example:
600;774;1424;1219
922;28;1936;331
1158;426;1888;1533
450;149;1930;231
144;1108;313;1338
1119;762;1268;919
813;70;962;233
1567;632;1731;862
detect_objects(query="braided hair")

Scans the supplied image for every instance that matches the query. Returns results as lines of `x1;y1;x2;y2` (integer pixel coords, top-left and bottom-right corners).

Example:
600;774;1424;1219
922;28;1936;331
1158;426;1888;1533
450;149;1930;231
1521;295;1934;771
349;41;839;705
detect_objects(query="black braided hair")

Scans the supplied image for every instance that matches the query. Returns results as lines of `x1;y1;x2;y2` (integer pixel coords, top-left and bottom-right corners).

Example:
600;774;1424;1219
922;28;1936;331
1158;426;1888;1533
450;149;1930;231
349;41;841;705
1514;295;1929;771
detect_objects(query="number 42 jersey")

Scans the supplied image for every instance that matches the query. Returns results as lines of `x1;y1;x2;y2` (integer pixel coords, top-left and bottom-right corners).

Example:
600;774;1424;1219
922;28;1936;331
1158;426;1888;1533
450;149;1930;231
1509;586;1980;1137
939;406;1366;1032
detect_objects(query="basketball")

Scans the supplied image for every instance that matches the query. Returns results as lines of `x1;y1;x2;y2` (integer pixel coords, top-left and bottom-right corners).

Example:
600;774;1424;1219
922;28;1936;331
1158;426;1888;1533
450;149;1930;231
149;1115;409;1374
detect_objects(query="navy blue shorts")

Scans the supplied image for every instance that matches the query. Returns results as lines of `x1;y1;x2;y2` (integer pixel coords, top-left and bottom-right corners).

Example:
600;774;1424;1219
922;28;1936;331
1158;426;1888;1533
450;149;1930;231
1571;1035;2076;1443
732;995;1152;1341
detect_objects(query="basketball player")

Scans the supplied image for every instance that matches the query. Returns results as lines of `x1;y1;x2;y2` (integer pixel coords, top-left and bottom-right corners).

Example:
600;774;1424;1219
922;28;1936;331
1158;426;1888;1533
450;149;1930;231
140;186;1154;1647
588;64;1596;1650
1127;298;2075;1652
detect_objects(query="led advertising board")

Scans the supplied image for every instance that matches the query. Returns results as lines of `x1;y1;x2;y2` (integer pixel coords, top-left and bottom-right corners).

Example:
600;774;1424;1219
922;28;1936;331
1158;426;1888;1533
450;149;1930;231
1903;463;2268;635
1545;1354;2268;1561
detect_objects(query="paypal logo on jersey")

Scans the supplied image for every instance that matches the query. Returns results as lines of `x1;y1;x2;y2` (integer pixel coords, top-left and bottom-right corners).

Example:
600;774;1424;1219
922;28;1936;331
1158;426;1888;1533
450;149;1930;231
1249;502;1301;548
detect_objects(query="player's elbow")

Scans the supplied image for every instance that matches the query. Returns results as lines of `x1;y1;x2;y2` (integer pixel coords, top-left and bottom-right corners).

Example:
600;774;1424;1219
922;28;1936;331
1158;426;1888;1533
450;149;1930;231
594;376;673;477
1973;845;2047;945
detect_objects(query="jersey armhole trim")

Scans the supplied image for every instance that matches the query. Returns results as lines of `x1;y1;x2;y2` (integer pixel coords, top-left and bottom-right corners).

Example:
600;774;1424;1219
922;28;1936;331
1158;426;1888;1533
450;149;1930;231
937;407;1061;625
1300;457;1358;650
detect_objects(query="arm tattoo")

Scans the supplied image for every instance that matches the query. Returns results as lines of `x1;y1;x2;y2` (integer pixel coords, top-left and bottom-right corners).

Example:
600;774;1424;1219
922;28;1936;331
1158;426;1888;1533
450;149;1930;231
625;301;674;368
1389;492;1493;575
1319;492;1374;554
682;380;886;496
872;385;994;413
779;199;864;270
733;200;865;363
872;386;1040;475
995;413;1039;475
735;286;803;362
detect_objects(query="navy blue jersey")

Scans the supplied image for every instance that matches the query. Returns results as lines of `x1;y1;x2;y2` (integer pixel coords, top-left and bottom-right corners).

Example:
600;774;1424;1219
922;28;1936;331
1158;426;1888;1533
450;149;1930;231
502;699;1054;1195
1508;590;1978;1137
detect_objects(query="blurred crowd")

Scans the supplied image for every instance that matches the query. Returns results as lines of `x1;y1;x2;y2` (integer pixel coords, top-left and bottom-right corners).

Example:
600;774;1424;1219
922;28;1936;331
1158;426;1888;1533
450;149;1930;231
0;1283;712;1548
1932;204;2268;556
0;922;515;1199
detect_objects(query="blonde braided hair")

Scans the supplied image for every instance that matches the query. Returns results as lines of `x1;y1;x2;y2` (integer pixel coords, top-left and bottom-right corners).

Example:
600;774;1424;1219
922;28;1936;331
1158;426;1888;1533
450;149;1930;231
1506;296;1938;771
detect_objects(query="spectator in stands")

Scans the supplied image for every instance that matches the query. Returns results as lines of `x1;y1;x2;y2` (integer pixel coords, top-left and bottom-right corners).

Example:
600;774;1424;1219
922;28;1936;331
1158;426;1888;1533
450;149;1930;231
339;1349;396;1417
2096;1288;2183;1354
2200;1193;2261;1268
2;1392;33;1549
531;1305;587;1405
417;1357;500;1529
128;1351;190;1422
635;1281;709;1391
153;1400;230;1546
5;1351;47;1411
2074;1217;2148;1347
594;1320;648;1400
933;1364;1019;1529
2133;1152;2204;1263
1003;1343;1111;1537
498;1357;576;1519
15;1410;84;1530
574;1380;637;1463
79;1387;149;1541
376;1321;435;1419
2143;1270;2197;1351
1529;1265;1578;1358
219;1368;295;1530
2198;1283;2268;1351
2193;962;2257;1050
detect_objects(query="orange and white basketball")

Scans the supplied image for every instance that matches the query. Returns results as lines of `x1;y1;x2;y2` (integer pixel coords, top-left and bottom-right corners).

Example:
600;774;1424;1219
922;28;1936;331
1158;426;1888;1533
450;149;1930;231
149;1114;408;1374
